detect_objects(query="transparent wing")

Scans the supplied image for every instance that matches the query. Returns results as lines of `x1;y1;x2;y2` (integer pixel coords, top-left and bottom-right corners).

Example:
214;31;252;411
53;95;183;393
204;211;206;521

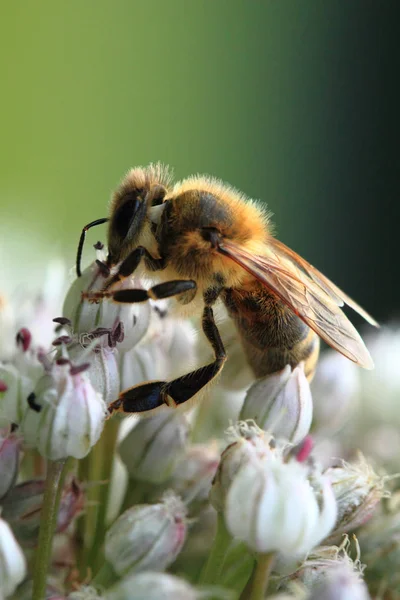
218;239;374;369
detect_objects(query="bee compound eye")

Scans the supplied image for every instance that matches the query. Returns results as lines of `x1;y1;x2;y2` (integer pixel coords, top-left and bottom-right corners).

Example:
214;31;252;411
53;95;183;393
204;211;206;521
113;191;143;239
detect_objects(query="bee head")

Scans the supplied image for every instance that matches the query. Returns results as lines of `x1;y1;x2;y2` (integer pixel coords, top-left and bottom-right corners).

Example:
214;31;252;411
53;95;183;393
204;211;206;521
107;164;172;265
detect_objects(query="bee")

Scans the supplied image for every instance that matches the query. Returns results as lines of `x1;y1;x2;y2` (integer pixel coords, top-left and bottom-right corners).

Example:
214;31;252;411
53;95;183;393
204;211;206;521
77;163;377;416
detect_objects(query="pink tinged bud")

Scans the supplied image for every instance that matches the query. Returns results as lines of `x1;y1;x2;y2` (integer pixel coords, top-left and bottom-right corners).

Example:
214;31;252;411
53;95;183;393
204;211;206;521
311;351;360;434
0;516;27;597
240;365;313;444
210;422;276;512
295;435;314;463
106;572;197;600
20;364;107;460
170;443;220;513
119;412;190;484
105;492;187;576
0;380;8;392
225;459;337;556
63;262;151;352
324;456;385;539
56;478;85;533
0;428;20;500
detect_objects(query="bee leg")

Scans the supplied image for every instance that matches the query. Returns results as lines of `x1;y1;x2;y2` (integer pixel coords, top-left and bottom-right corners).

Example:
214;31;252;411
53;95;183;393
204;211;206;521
102;246;166;292
108;305;226;415
85;279;197;303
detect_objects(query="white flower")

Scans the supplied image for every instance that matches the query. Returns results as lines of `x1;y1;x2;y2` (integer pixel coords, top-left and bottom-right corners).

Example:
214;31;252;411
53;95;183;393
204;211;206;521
63;261;151;353
311;351;360;434
105;492;187;576
210;421;276;512
325;455;386;539
0;516;27;597
119;411;190;484
105;572;197;600
20;361;107;460
225;455;337;556
240;365;313;444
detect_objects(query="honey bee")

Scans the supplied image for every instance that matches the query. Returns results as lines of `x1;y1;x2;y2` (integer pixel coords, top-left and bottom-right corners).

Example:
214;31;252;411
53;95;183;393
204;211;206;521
77;163;377;415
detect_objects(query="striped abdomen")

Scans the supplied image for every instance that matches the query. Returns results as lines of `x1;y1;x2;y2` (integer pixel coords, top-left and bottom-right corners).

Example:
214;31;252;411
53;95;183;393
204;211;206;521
223;285;320;381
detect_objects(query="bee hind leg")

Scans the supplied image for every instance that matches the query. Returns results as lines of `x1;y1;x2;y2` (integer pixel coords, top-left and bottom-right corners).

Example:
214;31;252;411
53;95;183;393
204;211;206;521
84;279;197;303
108;305;226;415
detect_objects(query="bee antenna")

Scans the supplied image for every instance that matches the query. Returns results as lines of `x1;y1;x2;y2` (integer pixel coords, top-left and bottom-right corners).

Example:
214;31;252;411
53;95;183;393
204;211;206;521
76;218;109;278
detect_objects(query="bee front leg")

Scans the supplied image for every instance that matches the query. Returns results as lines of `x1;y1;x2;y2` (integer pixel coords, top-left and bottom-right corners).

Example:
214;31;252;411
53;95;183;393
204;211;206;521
109;304;227;416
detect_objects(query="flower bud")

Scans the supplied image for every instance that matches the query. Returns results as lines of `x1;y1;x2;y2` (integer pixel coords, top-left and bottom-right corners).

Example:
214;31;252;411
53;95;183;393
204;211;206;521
68;587;103;600
311;351;360;434
1;480;45;546
105;572;197;600
0;354;42;425
104;492;187;576
20;362;106;460
63;261;151;352
240;365;313;444
307;563;370;600
170;443;220;513
66;342;120;405
0;516;27;597
119;411;190;484
225;458;337;556
210;422;276;512
324;455;385;539
0;427;19;500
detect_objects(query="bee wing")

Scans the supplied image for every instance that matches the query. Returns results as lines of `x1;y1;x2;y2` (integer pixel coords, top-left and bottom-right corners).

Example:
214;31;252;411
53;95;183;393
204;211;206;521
269;238;378;327
218;239;374;369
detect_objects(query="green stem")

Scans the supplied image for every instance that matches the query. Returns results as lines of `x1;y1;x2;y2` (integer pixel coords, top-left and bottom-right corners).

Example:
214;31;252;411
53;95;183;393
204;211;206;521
32;459;67;600
92;561;118;589
86;417;120;571
240;552;275;600
198;512;232;585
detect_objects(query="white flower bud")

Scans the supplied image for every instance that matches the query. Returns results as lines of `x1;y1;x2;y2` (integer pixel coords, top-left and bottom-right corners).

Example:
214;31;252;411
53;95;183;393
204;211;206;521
240;365;313;444
20;362;107;460
119;411;190;484
69;587;103;599
0;350;42;425
225;458;337;556
210;422;276;512
0;516;27;597
325;455;386;539
105;572;197;600
170;443;220;512
67;343;120;405
307;563;370;600
0;428;19;500
105;492;187;576
63;262;151;352
311;352;360;434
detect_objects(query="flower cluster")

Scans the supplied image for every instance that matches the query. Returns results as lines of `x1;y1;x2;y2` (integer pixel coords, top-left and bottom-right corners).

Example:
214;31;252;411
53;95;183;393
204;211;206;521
0;249;399;600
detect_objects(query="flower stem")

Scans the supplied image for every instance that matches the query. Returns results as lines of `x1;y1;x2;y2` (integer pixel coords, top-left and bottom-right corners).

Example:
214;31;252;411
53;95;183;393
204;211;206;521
86;417;120;572
32;459;67;600
240;552;275;600
198;512;232;585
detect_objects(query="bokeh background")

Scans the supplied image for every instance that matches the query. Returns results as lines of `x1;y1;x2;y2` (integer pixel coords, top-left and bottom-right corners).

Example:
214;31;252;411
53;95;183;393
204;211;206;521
0;1;398;324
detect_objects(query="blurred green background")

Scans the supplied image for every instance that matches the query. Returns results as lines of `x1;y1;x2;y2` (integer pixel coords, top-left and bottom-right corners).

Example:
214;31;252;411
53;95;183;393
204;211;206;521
0;1;397;322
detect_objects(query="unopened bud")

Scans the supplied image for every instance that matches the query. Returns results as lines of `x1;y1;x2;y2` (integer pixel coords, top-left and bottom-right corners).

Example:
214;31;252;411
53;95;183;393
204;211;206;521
0;516;27;597
0;360;40;425
105;572;197;600
325;455;386;539
119;411;190;484
0;427;19;500
311;352;360;434
66;343;120;405
307;562;370;600
20;362;106;460
240;365;313;444
170;443;220;513
63;262;151;352
225;458;337;556
105;492;187;576
68;587;103;600
210;421;277;512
